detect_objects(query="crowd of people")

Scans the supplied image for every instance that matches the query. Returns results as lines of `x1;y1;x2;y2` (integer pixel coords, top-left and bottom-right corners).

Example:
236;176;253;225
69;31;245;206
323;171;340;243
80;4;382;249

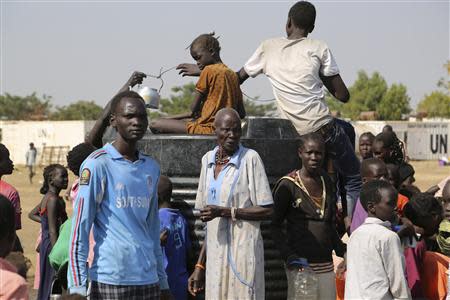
0;1;449;300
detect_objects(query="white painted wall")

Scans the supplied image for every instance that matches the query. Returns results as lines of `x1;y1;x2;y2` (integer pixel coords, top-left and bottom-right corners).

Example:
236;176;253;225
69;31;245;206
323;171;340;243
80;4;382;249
353;121;450;160
0;120;448;163
0;121;95;165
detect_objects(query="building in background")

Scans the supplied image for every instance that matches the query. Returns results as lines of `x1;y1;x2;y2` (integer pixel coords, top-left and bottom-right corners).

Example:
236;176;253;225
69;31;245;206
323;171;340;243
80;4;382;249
0;121;95;165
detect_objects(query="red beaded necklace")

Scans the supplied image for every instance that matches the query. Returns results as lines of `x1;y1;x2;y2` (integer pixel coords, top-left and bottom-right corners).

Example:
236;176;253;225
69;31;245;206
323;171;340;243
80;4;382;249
215;148;231;165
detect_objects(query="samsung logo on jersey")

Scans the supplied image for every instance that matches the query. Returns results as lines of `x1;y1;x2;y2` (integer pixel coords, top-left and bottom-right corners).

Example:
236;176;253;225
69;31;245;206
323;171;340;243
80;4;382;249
115;196;150;208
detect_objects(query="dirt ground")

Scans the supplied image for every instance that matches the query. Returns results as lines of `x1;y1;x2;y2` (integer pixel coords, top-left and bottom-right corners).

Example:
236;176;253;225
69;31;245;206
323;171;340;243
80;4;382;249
3;161;449;298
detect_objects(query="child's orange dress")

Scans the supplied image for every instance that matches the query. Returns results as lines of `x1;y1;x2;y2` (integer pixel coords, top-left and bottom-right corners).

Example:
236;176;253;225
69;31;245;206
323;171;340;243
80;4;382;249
186;63;243;134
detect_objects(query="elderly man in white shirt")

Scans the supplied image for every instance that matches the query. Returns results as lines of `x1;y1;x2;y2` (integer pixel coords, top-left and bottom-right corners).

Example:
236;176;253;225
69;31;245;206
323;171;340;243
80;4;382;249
345;180;411;300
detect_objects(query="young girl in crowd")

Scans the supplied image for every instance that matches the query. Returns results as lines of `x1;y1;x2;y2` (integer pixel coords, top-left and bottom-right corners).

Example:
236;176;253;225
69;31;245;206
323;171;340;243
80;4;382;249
372;131;405;165
150;33;245;134
37;164;68;300
358;132;375;161
29;143;96;290
29;195;42;290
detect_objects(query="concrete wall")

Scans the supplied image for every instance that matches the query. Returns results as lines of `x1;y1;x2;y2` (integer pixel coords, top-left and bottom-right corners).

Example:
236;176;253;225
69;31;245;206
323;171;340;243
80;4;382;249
353;120;450;160
1;119;449;164
0;120;95;165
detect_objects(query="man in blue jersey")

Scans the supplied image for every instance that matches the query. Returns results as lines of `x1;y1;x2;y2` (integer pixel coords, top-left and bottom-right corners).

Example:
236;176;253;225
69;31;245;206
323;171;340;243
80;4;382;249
68;90;171;299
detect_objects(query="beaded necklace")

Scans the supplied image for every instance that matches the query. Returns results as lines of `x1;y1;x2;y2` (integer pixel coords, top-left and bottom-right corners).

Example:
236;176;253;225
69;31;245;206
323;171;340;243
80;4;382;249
297;170;326;217
215;148;231;165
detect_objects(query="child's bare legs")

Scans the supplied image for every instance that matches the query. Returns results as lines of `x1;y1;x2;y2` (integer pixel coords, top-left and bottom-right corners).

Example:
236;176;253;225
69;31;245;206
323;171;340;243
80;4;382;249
149;118;188;134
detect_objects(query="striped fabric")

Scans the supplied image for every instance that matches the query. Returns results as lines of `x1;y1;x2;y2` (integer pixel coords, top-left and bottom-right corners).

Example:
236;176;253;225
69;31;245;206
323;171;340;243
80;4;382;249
89;150;107;159
89;281;160;300
309;261;334;274
70;196;84;286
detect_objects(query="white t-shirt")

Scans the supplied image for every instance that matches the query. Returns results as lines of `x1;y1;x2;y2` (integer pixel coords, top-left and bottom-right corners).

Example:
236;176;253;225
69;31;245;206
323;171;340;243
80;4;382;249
244;37;339;135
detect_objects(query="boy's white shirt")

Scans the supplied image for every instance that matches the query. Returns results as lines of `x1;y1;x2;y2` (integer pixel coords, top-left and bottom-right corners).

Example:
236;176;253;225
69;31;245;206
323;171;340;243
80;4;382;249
345;217;411;300
244;37;339;135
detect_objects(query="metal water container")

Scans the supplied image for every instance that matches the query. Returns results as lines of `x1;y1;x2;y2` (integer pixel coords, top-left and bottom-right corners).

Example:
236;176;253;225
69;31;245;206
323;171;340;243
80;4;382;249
138;86;160;109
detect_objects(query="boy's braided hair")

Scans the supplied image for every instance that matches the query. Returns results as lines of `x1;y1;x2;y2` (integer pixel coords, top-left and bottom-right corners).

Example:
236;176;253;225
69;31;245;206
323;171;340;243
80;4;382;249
374;131;405;165
190;32;221;53
40;164;65;194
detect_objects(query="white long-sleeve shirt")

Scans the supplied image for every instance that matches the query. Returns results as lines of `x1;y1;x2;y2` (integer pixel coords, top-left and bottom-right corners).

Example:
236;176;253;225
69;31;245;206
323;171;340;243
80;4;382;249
345;217;411;300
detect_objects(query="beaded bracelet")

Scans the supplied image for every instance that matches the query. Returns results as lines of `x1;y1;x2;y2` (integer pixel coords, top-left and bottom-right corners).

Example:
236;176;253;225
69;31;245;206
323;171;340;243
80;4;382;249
231;207;237;222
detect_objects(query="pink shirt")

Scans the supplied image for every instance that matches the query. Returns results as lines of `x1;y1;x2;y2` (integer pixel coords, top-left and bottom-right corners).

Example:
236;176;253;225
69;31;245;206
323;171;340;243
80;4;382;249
69;179;79;209
0;258;28;300
0;180;21;230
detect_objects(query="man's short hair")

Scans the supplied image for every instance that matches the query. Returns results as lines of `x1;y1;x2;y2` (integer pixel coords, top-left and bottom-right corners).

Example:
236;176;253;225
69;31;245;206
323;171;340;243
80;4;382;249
158;175;173;203
360;157;385;177
288;1;316;30
360;179;393;211
110;90;144;114
360;132;375;143
213;108;241;128
298;132;324;151
404;192;443;222
382;125;394;133
398;163;415;183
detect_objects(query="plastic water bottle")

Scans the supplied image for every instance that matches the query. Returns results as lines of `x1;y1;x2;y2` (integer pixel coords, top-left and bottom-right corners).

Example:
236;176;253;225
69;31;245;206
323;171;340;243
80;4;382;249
286;258;318;300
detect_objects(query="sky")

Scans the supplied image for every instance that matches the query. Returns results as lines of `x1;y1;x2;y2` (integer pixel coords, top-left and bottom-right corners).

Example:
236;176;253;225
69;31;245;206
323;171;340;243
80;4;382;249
1;0;448;109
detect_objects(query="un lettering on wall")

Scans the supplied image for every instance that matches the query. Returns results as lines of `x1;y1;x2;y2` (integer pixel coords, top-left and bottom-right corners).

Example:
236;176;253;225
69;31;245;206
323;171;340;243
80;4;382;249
407;122;449;160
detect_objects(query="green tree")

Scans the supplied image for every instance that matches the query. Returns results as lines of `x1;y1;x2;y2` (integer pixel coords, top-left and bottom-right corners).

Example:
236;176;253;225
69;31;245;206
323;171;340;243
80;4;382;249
0;93;52;120
50;100;103;120
326;70;387;119
347;71;387;119
158;83;276;117
437;61;450;91
417;61;450;118
377;84;410;120
417;91;450;118
325;91;344;113
352;71;387;108
243;98;276;117
159;83;196;115
326;70;410;120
